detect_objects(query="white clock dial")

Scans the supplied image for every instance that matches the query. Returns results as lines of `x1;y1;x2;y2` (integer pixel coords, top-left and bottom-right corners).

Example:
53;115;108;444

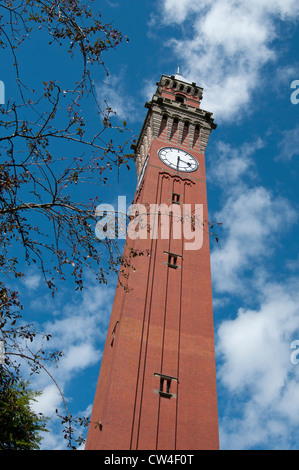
158;147;198;173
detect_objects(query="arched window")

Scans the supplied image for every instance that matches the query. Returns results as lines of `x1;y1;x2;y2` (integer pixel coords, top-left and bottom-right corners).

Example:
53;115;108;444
175;94;185;104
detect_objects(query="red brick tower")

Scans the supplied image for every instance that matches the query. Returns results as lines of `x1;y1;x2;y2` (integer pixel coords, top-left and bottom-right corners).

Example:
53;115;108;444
85;72;219;450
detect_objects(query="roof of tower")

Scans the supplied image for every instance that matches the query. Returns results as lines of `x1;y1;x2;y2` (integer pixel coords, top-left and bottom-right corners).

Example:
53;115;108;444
172;67;192;84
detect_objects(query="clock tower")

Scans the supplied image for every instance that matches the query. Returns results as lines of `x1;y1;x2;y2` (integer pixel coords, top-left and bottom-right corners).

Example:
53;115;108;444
85;72;219;450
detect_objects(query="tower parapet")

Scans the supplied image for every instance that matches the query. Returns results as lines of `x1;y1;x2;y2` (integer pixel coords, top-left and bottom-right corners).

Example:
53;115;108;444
132;73;217;178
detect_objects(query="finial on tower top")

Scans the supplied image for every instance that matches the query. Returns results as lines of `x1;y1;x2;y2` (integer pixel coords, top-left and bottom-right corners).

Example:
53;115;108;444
173;67;191;85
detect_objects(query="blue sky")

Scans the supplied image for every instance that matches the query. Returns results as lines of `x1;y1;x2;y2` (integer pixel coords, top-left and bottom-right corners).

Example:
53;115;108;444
3;0;299;450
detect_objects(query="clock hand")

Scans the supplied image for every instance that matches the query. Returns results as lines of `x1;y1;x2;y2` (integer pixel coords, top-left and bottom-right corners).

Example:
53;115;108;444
178;158;192;166
177;156;180;170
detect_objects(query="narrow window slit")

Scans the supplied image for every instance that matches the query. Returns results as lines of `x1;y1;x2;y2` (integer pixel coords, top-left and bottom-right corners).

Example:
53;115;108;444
110;321;119;347
159;377;172;397
193;124;200;147
159;114;168;136
168;253;178;268
170;118;178;141
172;193;180;204
154;373;178;399
163;251;182;269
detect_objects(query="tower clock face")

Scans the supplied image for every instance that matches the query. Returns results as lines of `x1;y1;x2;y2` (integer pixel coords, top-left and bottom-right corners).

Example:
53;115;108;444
158;147;198;173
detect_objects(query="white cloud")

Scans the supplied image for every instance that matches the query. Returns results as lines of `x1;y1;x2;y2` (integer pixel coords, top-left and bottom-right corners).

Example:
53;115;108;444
209;139;297;295
30;384;62;417
38;283;114;382
142;77;157;103
37;425;66;451
157;0;299;120
162;0;202;24
23;279;116;449
96;70;139;123
274;65;299;88
217;280;299;449
211;183;296;295
25;280;115;441
218;283;299;398
277;125;299;161
286;254;299;272
207;139;263;188
206;137;299;449
22;270;42;290
59;343;101;374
